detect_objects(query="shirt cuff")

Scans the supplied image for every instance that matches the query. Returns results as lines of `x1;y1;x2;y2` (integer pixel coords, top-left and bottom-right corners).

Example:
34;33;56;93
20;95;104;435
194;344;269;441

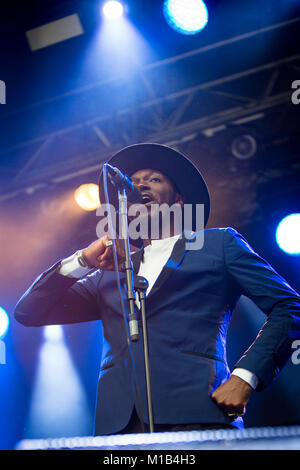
232;368;259;390
59;252;93;278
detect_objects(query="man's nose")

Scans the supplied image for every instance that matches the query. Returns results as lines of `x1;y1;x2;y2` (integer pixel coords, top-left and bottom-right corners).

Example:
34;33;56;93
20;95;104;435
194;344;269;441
137;182;151;191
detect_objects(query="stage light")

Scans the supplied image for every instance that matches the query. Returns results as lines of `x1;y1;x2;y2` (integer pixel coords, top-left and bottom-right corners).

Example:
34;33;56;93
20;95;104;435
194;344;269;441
0;306;9;339
163;0;208;35
276;213;300;255
44;325;64;342
74;183;100;211
102;1;124;19
26;325;91;438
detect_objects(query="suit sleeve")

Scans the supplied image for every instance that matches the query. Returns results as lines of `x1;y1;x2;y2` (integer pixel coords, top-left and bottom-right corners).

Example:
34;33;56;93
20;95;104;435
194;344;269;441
14;261;102;327
223;227;300;391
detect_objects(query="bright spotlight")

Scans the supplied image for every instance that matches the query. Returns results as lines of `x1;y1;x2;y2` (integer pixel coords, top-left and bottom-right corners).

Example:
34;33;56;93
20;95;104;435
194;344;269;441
102;1;124;19
0;306;9;339
276;213;300;255
44;325;64;342
163;0;208;35
74;183;100;211
26;324;91;438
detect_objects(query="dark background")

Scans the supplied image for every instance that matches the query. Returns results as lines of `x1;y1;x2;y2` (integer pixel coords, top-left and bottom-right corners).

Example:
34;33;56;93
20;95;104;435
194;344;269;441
0;0;299;450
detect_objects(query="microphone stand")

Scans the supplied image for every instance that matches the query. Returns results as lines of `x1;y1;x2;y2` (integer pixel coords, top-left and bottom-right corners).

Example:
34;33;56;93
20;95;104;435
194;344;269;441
118;188;139;342
118;188;154;432
135;275;154;433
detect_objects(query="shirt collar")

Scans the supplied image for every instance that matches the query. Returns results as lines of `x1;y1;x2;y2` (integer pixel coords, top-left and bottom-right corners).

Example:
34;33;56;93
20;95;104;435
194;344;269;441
147;233;181;247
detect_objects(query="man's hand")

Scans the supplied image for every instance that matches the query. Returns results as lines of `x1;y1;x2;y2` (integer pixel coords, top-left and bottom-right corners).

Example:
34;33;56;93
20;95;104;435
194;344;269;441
82;236;126;271
211;375;253;418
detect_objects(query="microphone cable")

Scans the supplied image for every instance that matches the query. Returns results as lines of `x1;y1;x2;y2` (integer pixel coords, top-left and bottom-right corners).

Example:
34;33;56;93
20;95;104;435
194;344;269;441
101;163;146;432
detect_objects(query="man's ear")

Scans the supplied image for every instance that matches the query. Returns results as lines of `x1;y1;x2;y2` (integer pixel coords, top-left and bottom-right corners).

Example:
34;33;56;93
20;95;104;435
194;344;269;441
175;193;184;207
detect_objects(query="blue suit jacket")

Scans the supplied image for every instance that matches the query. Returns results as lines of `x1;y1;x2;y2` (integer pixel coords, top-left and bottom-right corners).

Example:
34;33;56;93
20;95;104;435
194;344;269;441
14;228;300;434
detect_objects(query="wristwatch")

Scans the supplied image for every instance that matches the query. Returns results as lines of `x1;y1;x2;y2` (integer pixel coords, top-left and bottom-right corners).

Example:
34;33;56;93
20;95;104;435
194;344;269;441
76;250;93;269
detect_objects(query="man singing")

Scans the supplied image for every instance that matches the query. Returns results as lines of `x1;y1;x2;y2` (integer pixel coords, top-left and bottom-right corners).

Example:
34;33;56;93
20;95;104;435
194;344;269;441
14;143;300;435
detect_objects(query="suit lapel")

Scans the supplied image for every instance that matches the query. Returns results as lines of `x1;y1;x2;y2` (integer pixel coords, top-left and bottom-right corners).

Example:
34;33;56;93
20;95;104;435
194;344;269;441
147;235;188;299
129;232;194;300
131;247;144;274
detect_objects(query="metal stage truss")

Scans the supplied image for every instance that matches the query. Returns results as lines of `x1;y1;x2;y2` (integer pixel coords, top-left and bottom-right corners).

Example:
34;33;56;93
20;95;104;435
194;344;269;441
0;17;299;202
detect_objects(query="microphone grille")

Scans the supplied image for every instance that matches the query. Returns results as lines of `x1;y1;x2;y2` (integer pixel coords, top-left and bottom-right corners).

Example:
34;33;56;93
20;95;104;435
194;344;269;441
128;185;143;203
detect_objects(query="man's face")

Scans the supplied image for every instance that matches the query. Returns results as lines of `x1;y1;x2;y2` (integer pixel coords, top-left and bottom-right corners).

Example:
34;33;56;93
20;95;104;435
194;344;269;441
130;168;183;208
128;168;184;240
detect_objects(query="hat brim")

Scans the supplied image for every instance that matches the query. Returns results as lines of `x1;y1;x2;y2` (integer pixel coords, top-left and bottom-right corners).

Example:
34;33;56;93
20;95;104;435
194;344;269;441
98;143;210;228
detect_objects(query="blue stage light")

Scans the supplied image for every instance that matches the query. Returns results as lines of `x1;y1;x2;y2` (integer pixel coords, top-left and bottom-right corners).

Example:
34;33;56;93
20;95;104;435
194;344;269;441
26;324;91;438
0;306;9;339
44;325;64;342
276;213;300;255
102;1;124;19
163;0;208;35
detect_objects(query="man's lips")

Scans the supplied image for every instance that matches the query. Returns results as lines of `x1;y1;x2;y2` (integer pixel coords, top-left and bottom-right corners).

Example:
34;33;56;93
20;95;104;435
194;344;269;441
141;193;155;205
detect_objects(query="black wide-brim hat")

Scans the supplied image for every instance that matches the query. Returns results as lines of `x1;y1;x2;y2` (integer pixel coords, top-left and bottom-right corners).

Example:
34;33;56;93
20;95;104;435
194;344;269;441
98;143;210;228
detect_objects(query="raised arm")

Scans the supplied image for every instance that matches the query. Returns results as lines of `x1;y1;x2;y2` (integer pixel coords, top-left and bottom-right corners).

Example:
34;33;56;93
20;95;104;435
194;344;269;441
14;236;125;327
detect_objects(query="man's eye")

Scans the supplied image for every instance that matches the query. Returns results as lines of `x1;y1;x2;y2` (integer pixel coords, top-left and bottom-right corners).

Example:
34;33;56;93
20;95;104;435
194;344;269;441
150;177;161;182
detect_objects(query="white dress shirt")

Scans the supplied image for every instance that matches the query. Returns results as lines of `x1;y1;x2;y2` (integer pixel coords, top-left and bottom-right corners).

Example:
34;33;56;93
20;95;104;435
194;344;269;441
59;236;258;390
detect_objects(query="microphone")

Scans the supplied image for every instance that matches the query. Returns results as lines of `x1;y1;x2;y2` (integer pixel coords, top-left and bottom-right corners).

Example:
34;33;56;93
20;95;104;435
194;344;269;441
105;163;142;203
